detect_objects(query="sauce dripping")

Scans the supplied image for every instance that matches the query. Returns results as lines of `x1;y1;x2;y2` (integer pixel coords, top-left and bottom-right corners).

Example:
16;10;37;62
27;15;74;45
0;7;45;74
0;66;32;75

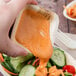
15;8;53;76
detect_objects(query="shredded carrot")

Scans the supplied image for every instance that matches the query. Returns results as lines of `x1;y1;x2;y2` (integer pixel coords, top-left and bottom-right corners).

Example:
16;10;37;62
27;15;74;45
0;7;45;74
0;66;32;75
49;66;64;76
35;57;38;59
0;53;4;62
36;61;39;66
32;58;39;66
35;66;47;76
27;60;32;64
2;66;18;75
64;4;76;18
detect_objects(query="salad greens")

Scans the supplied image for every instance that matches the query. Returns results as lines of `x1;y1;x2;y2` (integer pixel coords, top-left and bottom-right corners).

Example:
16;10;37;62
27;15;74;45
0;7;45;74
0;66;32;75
50;47;66;68
1;47;75;76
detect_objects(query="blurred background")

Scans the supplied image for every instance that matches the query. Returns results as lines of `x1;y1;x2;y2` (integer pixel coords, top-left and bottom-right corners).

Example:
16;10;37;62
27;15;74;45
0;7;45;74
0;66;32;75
37;0;76;34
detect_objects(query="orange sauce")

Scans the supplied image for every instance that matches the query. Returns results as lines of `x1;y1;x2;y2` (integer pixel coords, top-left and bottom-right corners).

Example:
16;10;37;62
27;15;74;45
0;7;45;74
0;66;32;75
15;8;53;76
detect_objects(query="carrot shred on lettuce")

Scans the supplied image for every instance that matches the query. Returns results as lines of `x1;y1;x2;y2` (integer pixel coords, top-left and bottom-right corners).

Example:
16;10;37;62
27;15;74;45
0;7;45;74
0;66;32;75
27;60;32;64
0;53;4;62
32;58;39;66
2;66;18;75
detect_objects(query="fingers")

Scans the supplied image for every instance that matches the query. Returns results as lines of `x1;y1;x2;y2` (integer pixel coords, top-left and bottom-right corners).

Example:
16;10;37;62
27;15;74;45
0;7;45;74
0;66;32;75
4;0;11;3
4;39;28;57
27;0;38;5
8;0;28;16
0;25;28;57
7;0;38;16
0;0;5;5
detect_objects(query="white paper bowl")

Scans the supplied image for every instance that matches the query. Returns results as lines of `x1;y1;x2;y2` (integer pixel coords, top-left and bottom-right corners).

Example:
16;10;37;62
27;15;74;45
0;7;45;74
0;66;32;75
63;0;76;21
11;5;59;52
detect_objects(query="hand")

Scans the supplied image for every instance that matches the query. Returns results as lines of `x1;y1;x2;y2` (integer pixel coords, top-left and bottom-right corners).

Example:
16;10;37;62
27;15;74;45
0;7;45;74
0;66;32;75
0;0;38;57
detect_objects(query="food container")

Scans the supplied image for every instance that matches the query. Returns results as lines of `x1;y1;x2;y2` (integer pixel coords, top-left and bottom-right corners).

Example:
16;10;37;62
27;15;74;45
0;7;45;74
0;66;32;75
11;5;59;48
0;5;60;76
63;0;76;21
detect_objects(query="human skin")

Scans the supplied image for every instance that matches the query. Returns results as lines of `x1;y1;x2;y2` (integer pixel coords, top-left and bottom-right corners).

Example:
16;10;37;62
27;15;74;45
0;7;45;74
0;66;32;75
0;0;37;57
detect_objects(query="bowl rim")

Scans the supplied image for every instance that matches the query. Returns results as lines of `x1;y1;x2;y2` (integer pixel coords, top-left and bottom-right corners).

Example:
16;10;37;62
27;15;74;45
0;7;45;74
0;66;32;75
63;0;76;21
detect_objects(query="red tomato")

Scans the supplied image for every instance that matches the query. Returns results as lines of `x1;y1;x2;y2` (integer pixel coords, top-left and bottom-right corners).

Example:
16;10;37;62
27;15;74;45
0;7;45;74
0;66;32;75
73;74;76;76
63;65;75;74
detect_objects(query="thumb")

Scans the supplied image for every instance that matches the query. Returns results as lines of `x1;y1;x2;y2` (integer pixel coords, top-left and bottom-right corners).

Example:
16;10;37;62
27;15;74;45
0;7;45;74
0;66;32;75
8;0;38;16
5;39;28;57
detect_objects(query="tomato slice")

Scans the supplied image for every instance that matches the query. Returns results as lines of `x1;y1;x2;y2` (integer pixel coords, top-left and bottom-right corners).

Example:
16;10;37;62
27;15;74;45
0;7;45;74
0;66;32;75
63;65;75;74
73;74;76;76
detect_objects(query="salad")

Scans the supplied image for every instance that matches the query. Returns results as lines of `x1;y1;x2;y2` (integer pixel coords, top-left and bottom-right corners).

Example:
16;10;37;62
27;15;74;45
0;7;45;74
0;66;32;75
0;47;76;76
64;4;76;18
